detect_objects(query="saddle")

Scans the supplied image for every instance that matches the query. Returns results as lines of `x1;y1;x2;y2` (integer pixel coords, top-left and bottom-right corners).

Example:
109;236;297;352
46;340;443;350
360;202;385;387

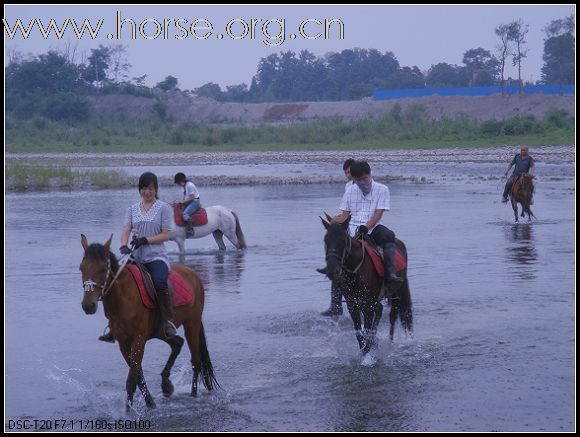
126;263;194;309
358;236;407;277
173;203;208;227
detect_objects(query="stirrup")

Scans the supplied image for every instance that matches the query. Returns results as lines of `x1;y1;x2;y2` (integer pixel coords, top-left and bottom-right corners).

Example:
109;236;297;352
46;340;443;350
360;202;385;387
98;327;115;343
386;274;404;283
164;321;177;338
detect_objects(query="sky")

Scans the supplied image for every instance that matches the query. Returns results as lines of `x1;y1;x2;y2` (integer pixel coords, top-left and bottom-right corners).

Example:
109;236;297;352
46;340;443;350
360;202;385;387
3;4;576;91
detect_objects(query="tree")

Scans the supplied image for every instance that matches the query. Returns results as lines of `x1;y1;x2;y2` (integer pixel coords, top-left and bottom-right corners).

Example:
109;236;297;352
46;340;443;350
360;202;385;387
495;24;513;95
426;63;468;87
507;20;529;95
193;82;223;100
155;75;178;91
223;84;248;102
6;50;83;94
108;44;131;84
541;15;575;94
462;47;499;86
132;74;148;87
83;45;111;86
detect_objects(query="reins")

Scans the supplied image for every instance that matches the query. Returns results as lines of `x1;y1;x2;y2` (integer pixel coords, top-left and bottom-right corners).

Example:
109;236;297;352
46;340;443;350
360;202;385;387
326;233;366;275
83;253;132;300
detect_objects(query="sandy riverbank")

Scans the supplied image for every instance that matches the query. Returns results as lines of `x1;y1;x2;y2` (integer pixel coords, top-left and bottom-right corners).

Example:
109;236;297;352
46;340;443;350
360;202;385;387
5;145;574;191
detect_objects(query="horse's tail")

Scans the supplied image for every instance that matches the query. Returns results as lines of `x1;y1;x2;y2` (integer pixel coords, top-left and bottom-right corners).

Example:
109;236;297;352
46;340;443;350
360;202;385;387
231;211;247;249
398;278;413;335
199;322;221;391
395;239;413;334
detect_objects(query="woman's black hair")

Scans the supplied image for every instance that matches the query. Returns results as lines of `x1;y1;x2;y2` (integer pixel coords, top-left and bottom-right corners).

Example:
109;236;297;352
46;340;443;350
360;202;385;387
343;158;355;171
138;172;159;199
349;161;371;178
174;172;187;184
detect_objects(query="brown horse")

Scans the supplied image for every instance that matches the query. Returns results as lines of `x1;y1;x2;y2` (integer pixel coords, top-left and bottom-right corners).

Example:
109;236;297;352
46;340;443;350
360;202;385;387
79;234;219;410
320;216;413;356
510;173;536;222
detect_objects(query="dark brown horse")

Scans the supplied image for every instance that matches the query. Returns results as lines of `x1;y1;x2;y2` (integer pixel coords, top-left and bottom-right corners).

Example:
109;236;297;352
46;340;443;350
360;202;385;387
79;234;219;410
510;173;536;222
320;216;413;356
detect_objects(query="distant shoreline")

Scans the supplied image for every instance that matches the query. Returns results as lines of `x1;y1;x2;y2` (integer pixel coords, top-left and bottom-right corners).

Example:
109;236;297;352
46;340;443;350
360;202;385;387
5;145;574;192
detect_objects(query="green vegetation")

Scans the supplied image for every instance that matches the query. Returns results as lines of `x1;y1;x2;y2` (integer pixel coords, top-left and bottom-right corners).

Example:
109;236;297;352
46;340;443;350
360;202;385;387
5;167;130;190
6;106;574;153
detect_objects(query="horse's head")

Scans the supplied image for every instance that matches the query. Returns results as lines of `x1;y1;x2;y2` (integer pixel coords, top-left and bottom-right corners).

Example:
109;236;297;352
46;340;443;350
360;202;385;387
80;234;116;314
320;215;351;281
522;174;535;189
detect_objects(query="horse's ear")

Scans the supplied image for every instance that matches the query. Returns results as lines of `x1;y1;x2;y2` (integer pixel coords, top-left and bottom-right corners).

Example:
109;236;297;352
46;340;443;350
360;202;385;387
324;212;333;222
320;216;330;229
103;234;113;252
81;234;89;251
342;215;351;229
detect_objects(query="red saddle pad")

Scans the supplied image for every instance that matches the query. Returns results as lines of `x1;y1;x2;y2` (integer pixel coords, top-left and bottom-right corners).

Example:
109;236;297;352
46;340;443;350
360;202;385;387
173;204;208;227
361;240;407;277
126;264;194;309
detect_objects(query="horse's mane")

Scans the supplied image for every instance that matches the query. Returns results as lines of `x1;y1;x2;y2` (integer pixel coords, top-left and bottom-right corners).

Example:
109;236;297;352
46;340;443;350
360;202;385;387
84;243;120;274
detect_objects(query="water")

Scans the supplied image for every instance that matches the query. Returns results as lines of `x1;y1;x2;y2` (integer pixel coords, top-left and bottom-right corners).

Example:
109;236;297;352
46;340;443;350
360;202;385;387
5;165;575;431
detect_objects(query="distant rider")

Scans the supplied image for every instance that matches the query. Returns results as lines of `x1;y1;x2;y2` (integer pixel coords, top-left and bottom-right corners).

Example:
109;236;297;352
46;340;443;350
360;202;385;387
502;145;535;203
174;172;201;231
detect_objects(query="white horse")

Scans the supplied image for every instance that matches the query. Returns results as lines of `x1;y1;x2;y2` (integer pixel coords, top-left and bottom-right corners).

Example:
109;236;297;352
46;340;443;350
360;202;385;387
170;205;247;253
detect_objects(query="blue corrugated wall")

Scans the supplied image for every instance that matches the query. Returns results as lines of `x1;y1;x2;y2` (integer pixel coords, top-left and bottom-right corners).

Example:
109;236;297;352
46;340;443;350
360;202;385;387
373;84;575;100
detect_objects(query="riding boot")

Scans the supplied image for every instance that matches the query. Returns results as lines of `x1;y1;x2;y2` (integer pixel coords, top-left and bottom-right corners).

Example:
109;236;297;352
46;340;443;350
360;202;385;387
157;291;177;339
502;180;512;202
316;266;327;275
383;243;404;284
185;219;194;237
320;281;342;316
98;325;115;343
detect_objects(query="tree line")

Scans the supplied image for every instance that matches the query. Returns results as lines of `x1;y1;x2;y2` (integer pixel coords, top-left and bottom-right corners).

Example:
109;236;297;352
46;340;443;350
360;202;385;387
5;15;574;122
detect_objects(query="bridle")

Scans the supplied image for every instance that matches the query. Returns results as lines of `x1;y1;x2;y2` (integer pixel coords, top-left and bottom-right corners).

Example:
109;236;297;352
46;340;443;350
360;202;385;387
82;254;131;300
325;232;365;275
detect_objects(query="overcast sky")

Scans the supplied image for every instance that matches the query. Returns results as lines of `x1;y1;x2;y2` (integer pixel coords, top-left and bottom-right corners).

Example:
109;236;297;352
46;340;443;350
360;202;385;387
4;4;576;91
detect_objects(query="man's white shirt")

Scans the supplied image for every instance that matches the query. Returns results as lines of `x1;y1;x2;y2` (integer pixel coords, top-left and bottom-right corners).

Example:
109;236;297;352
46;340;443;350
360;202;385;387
339;181;390;236
184;181;200;199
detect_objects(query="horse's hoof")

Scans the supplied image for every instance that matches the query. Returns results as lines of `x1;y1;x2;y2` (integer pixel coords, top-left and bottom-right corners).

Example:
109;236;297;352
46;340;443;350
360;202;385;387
146;398;157;409
161;378;174;397
361;352;377;367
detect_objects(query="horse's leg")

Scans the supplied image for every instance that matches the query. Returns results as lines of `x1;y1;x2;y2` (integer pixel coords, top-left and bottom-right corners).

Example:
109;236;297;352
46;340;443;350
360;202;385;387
160;335;185;397
389;298;399;341
124;339;156;409
346;300;365;350
362;302;383;354
222;224;240;249
119;342;138;412
512;201;519;222
363;302;383;353
398;279;414;338
212;230;227;251
183;318;202;397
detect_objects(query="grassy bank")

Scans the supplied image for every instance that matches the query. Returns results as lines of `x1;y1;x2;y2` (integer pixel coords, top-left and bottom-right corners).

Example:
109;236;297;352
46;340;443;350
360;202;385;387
5;167;131;191
6;105;574;153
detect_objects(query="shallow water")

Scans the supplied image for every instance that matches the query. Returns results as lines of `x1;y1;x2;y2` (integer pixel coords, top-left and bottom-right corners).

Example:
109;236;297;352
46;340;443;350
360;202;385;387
5;163;575;431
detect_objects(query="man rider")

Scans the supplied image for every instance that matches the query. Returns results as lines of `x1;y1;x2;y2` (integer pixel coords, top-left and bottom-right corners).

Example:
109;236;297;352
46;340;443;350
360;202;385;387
331;160;403;288
502;146;535;203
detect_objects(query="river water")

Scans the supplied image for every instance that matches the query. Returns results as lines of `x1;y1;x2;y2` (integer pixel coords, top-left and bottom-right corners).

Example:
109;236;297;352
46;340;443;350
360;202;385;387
5;155;575;431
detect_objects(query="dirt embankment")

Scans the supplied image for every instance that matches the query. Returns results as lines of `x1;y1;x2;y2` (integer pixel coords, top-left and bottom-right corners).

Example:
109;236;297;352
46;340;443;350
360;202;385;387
88;92;575;124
